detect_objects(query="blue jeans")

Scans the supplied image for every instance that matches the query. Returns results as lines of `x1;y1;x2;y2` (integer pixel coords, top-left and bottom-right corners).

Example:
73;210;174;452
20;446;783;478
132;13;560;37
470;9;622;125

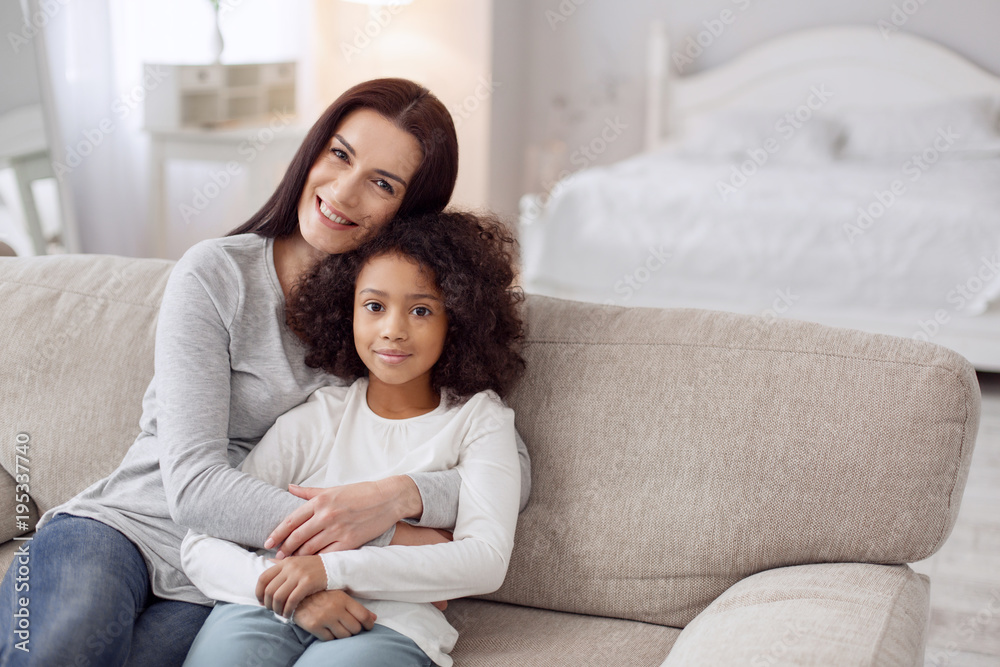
0;514;211;666
184;603;433;667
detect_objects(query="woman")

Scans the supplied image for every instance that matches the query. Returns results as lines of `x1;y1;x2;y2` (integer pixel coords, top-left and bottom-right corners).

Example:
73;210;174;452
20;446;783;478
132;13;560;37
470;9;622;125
0;78;530;666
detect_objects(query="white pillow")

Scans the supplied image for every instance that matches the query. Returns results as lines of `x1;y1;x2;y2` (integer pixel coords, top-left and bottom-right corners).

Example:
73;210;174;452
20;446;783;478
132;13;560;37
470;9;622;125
673;109;844;165
839;97;1000;159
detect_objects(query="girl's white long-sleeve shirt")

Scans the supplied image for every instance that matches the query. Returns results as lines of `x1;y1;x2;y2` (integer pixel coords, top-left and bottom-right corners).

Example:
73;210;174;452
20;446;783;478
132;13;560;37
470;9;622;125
180;377;520;666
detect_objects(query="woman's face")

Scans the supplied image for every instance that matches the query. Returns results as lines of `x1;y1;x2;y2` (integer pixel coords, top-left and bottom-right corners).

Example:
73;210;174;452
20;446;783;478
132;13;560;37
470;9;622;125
297;108;423;255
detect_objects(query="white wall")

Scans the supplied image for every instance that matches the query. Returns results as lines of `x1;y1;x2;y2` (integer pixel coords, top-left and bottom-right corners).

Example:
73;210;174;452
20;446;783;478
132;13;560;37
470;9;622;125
489;0;1000;217
312;0;494;211
0;1;42;115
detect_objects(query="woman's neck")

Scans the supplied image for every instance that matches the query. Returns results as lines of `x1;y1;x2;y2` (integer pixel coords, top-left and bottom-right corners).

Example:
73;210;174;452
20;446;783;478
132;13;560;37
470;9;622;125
366;376;441;420
273;229;325;302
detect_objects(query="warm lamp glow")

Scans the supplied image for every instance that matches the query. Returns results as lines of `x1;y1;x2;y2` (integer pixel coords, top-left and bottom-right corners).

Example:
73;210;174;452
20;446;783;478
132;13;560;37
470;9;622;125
341;0;414;5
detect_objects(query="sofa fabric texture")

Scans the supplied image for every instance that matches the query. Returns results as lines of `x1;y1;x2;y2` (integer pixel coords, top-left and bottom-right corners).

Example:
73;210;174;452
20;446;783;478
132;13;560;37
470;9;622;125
0;253;980;665
487;297;978;628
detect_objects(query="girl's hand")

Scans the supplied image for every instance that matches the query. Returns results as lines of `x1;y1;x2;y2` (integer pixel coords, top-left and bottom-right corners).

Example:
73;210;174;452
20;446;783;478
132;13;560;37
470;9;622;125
256;555;328;618
291;589;377;641
265;476;423;559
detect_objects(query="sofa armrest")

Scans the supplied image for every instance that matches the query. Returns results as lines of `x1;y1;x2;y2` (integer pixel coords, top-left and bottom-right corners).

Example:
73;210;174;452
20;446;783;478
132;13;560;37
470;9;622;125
661;563;928;667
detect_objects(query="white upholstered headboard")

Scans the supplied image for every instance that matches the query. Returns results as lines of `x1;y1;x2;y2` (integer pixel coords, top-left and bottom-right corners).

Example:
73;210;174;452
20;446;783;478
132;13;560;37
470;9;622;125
645;25;1000;150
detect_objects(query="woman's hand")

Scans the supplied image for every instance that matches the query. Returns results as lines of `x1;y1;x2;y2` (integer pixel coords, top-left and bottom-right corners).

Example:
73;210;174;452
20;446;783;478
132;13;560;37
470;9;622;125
289;589;377;641
256;555;327;618
265;476;423;559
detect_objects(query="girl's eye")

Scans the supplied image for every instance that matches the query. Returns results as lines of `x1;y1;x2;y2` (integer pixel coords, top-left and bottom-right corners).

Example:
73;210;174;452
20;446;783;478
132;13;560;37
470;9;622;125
331;148;349;162
364;302;384;313
375;179;395;195
411;306;431;317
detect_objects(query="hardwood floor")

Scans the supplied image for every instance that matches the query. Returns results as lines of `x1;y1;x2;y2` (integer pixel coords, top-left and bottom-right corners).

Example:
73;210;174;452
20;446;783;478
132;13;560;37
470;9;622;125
911;372;1000;667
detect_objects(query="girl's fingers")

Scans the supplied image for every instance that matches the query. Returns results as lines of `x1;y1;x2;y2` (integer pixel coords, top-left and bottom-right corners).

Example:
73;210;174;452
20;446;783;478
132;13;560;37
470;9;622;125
271;588;286;616
264;574;287;613
256;565;279;604
285;582;310;619
266;503;316;553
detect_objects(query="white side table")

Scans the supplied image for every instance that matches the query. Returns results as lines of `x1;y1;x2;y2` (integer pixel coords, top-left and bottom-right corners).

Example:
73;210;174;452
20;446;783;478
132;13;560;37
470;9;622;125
147;123;308;258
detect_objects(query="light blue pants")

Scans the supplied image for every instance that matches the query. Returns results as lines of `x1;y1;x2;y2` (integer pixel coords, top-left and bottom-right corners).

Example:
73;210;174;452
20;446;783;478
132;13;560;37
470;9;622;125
182;602;433;667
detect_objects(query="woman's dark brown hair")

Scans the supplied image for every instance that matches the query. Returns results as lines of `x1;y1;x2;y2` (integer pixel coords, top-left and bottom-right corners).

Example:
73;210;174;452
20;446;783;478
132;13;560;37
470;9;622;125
227;78;459;238
286;211;525;401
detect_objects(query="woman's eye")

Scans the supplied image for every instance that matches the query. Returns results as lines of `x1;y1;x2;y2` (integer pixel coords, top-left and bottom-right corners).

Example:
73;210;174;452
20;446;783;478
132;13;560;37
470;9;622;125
411;306;431;317
331;148;349;162
364;303;383;313
375;179;395;195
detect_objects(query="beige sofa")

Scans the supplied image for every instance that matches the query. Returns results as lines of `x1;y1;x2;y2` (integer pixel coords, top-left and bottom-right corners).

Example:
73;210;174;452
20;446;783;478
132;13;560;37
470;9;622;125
0;253;980;666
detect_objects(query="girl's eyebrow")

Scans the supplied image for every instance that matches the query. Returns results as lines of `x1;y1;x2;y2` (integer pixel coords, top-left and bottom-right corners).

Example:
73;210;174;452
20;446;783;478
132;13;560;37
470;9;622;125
333;134;409;187
359;287;442;302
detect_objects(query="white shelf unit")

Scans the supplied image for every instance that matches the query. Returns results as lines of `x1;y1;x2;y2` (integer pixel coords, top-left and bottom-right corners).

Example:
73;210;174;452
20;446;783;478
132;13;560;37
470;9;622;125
144;62;297;130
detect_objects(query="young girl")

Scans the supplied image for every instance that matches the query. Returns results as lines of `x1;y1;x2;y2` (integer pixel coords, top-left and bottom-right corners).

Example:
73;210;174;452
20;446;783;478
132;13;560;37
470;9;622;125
179;209;526;667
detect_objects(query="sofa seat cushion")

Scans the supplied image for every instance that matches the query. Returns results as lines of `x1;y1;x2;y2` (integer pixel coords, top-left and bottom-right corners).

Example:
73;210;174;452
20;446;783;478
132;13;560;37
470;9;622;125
444;598;680;666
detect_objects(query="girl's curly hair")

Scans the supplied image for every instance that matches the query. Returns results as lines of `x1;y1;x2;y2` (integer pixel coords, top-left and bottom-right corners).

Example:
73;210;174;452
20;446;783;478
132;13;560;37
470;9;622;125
286;210;526;402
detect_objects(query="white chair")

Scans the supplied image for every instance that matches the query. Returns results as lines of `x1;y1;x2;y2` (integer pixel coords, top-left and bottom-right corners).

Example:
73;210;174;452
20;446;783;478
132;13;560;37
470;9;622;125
0;104;61;255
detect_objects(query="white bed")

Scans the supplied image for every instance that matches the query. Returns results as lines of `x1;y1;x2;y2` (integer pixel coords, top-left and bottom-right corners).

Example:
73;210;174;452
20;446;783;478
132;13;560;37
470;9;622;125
519;26;1000;370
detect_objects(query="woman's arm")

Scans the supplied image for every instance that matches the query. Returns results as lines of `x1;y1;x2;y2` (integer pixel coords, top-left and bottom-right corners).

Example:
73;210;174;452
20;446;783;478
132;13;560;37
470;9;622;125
155;242;305;547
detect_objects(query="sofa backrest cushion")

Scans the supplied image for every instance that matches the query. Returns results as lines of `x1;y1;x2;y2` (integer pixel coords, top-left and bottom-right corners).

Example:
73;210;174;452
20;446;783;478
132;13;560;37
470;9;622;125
0;255;173;516
483;296;979;627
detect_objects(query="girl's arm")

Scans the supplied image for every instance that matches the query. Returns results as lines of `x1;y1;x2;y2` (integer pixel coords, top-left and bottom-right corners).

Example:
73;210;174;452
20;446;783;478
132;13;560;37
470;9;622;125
180;522;452;610
269;429;531;557
181;530;275;607
404;429;532;528
316;408;521;603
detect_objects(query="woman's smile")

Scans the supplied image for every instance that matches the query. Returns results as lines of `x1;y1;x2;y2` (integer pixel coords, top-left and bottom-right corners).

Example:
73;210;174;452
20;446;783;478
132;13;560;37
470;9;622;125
316;197;357;229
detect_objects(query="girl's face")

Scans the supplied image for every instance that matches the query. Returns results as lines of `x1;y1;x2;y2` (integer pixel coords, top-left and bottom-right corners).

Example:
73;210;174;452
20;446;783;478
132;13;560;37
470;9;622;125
297;108;423;256
353;252;448;392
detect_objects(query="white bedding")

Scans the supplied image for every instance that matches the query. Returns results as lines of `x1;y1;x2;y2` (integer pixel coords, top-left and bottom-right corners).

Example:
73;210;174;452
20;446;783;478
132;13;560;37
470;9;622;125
520;149;1000;318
